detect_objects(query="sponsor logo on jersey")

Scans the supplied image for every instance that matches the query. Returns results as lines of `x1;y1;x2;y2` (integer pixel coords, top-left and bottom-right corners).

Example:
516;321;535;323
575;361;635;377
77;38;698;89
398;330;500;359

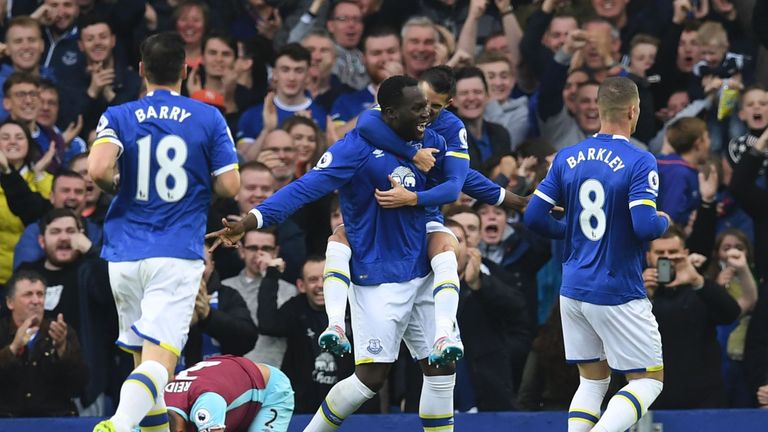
96;115;109;132
195;408;211;425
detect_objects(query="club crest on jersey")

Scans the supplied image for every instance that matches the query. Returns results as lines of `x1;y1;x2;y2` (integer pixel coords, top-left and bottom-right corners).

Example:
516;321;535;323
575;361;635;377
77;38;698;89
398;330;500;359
367;338;383;355
390;166;416;188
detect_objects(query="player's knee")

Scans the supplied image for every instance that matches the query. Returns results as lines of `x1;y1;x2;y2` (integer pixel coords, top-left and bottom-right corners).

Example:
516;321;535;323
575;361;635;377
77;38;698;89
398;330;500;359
420;360;456;376
427;232;458;259
354;365;389;392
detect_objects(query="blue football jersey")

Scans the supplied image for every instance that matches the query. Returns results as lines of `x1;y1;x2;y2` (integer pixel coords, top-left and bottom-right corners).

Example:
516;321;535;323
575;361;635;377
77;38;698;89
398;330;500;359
236;96;327;144
95;90;239;262
330;85;376;123
251;128;447;285
534;134;660;305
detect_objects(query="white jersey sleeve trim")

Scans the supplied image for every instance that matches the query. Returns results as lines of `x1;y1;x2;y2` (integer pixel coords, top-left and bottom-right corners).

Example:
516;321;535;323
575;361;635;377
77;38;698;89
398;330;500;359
495;187;505;206
249;208;264;229
533;189;556;205
212;163;238;177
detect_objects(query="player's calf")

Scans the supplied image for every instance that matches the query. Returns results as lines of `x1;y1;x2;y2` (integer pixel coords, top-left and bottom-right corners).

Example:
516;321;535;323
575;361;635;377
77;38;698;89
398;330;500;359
320;226;352;354
591;371;663;432
427;230;461;364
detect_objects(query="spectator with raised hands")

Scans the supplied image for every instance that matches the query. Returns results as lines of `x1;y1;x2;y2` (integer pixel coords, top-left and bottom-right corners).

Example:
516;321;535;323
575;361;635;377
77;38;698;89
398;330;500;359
34;0;85;83
704;229;758;406
476;50;529;150
186;31;244;115
455;0;521;68
0;269;87;417
330;27;403;138
37;81;85;158
520;0;579;78
301;30;352;114
643;226;741;409
0;120;53;284
730;126;768;280
649;0;702;113
221;227;298;368
236;44;327;158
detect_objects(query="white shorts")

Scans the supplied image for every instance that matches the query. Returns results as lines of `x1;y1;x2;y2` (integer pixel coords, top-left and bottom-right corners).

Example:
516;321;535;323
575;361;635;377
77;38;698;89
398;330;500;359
109;257;204;356
426;221;457;240
560;295;663;373
349;274;459;364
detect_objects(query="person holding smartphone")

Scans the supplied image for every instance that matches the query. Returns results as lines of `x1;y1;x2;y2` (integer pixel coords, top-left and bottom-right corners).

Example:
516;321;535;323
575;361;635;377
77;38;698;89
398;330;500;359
642;225;742;409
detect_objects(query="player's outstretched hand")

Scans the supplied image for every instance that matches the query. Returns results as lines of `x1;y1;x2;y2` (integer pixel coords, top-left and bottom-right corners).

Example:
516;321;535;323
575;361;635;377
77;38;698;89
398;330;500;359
656;210;672;227
206;217;246;252
413;148;438;172
375;176;418;208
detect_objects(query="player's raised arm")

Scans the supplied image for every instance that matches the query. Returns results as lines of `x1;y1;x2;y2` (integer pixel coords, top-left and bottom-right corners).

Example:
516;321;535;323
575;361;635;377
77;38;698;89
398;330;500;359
206;135;365;251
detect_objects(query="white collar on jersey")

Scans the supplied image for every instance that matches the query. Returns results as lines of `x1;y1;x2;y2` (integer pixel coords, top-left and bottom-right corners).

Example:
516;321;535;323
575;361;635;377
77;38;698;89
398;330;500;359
366;83;376;97
146;90;180;97
273;95;312;112
593;133;629;142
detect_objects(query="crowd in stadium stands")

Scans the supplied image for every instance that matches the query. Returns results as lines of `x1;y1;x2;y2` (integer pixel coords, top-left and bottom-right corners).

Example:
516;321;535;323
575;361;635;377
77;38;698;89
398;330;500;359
0;0;768;419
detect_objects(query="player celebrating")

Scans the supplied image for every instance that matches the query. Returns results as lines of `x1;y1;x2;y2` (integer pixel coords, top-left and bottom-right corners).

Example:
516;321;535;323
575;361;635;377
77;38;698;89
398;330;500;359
207;76;458;432
89;32;240;432
164;355;294;432
318;65;528;366
524;77;670;432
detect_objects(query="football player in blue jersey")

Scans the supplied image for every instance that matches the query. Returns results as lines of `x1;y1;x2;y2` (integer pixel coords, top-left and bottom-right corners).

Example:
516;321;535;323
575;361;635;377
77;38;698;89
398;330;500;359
317;65;529;367
525;77;671;432
207;76;462;432
88;32;240;432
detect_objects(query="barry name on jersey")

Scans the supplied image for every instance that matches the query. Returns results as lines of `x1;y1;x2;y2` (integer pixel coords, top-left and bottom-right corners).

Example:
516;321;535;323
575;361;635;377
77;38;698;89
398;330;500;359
134;105;193;123
565;146;626;173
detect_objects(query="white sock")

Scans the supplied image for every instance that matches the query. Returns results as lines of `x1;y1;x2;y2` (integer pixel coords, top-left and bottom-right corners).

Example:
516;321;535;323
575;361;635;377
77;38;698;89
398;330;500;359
567;376;610;432
139;396;169;432
324;241;352;329
592;378;663;432
431;251;460;342
419;374;455;432
111;361;169;432
304;373;375;431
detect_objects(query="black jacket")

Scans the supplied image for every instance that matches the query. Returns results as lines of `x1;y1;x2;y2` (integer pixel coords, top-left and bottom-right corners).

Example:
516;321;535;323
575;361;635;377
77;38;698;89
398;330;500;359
18;253;125;407
651;279;741;409
184;271;258;366
744;284;768;405
730;149;768;281
0;316;87;417
257;267;378;414
457;261;530;411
